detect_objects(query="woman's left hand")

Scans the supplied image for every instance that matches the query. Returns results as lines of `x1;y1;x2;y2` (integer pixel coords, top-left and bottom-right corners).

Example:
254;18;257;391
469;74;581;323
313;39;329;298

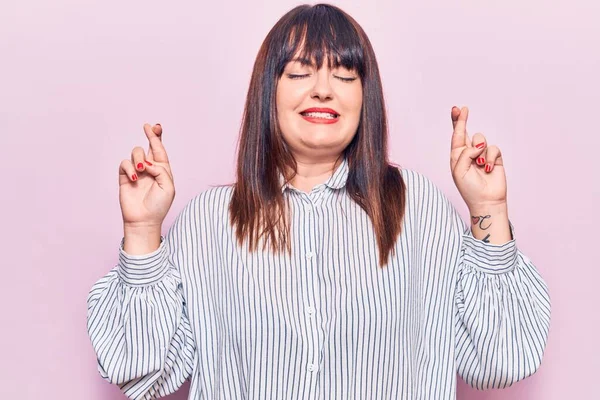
449;106;508;210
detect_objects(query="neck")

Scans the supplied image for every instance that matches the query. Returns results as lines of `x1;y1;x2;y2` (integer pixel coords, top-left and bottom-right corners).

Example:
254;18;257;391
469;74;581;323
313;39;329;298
288;156;342;194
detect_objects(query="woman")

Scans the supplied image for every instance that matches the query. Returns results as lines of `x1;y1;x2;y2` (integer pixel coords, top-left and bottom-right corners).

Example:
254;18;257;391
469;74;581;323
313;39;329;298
87;4;550;399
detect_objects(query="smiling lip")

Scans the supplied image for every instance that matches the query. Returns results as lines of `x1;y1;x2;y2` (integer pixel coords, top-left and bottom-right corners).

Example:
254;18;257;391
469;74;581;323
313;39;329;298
299;107;340;124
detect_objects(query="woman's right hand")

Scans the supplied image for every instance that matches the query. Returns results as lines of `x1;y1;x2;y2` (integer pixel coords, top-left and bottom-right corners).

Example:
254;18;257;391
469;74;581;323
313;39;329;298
119;123;175;229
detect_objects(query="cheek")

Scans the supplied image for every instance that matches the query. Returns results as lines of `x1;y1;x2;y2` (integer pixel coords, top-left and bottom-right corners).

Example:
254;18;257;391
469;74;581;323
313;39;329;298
339;83;362;110
343;87;363;124
352;87;363;113
277;82;307;111
276;83;300;141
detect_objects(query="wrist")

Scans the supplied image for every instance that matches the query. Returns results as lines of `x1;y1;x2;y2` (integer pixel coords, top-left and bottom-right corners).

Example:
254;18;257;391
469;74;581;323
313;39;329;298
468;201;508;216
124;221;162;234
467;202;512;244
123;223;162;255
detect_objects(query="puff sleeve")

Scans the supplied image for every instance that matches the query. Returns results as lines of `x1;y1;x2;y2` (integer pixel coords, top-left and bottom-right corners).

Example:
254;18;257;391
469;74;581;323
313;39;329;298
86;202;197;399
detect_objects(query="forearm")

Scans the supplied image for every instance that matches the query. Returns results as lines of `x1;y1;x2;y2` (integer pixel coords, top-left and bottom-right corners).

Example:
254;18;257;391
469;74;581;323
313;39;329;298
468;202;513;244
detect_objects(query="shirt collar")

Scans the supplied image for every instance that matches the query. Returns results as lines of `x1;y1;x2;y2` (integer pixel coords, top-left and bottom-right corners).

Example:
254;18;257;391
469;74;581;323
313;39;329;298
280;157;349;193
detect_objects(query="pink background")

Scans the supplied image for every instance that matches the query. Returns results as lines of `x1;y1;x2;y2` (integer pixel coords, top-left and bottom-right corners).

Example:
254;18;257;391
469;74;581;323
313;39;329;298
2;0;598;398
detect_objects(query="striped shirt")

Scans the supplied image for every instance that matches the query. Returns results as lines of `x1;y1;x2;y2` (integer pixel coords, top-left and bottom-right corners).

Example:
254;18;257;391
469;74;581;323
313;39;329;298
87;158;551;399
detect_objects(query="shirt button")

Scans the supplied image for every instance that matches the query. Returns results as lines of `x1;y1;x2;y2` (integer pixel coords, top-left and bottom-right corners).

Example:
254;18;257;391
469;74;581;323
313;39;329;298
306;251;315;259
307;363;316;372
306;306;315;315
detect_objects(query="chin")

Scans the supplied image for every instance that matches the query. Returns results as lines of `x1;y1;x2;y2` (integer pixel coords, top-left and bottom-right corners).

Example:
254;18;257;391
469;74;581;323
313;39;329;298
301;136;348;152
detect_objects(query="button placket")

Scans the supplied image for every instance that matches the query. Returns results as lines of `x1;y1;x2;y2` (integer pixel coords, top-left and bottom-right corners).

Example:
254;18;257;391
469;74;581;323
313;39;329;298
302;197;321;378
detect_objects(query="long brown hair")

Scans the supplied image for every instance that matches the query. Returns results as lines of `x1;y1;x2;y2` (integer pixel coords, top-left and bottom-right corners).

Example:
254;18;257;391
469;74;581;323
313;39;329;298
229;3;406;267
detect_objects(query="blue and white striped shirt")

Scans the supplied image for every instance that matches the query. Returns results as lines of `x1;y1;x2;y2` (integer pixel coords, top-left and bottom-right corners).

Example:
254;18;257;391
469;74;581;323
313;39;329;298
87;159;551;399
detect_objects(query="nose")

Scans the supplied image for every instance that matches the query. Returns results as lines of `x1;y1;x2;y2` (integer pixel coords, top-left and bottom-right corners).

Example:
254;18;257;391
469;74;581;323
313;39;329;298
310;69;333;101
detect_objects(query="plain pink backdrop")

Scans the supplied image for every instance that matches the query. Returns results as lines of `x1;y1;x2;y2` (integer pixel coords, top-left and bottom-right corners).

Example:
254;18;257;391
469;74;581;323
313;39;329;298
2;0;598;398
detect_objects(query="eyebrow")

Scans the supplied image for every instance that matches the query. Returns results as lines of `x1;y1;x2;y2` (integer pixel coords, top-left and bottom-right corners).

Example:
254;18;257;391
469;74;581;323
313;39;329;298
291;57;315;66
289;55;351;71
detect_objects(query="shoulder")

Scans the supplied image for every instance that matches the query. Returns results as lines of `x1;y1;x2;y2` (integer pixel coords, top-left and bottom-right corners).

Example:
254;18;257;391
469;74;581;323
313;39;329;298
399;167;445;199
398;167;455;214
175;184;234;225
397;167;465;246
193;184;234;210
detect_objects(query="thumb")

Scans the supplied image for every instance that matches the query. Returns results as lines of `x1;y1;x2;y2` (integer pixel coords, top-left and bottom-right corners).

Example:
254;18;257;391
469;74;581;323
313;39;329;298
143;163;175;192
454;146;485;176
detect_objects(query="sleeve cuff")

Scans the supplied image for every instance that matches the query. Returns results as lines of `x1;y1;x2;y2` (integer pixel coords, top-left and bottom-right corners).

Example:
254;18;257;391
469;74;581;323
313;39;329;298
117;236;171;286
461;221;518;275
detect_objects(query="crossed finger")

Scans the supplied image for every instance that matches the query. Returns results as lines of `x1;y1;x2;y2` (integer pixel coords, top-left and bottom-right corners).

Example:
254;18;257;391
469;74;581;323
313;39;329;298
145;123;167;163
451;106;472;149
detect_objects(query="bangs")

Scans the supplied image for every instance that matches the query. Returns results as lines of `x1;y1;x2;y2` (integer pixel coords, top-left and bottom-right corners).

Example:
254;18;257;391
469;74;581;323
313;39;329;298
274;5;366;77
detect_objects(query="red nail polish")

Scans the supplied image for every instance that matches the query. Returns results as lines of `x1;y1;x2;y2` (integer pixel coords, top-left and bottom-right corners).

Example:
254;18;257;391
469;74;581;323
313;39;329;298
137;163;143;170
132;174;137;181
485;164;491;172
477;157;484;164
476;142;485;149
145;160;153;166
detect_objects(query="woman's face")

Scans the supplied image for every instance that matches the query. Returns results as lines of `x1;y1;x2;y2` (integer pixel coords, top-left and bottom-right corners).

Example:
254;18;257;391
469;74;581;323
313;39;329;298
276;57;363;161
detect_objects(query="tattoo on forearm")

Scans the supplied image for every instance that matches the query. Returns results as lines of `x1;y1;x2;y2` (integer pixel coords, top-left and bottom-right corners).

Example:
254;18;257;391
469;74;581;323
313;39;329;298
482;234;491;243
471;215;492;230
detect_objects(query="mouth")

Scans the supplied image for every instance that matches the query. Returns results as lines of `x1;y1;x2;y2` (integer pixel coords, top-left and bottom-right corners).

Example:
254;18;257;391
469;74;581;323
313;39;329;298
299;107;340;124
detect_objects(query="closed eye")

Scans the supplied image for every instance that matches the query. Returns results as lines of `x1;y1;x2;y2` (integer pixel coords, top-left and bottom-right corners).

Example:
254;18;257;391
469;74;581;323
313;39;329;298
287;74;357;82
335;76;357;82
287;74;310;80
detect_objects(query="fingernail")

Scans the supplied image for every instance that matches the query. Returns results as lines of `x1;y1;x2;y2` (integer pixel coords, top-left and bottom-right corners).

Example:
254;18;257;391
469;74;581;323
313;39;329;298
485;164;491;173
156;123;161;127
132;174;138;181
145;160;153;166
477;157;485;165
137;163;143;170
475;142;485;149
